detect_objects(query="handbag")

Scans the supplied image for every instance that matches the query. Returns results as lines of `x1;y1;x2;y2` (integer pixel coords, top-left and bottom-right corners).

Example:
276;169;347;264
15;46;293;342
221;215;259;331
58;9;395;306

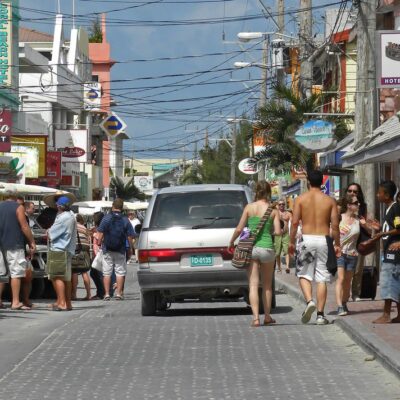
46;250;68;277
71;230;91;273
357;226;379;256
232;204;275;269
91;249;103;272
325;236;337;276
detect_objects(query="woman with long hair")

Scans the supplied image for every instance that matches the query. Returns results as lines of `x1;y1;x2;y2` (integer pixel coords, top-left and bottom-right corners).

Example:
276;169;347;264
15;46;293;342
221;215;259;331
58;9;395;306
335;195;361;315
229;181;281;327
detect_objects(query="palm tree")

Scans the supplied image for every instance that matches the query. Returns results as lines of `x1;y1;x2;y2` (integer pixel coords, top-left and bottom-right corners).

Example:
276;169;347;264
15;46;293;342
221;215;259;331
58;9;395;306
252;84;351;173
110;176;145;200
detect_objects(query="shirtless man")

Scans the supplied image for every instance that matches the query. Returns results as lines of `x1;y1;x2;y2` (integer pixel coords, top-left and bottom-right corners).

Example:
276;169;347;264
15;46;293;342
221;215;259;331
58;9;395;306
289;170;340;325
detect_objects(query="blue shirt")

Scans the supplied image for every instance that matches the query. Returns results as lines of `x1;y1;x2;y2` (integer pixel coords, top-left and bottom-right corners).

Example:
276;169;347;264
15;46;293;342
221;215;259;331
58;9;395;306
98;211;135;254
48;210;77;255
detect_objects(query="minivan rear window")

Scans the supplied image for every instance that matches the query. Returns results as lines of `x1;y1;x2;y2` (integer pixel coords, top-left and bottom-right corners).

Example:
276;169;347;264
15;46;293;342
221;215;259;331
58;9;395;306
149;190;248;230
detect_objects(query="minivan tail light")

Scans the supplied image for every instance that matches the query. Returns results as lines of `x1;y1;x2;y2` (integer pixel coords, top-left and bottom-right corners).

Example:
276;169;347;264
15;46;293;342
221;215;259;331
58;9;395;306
139;249;179;263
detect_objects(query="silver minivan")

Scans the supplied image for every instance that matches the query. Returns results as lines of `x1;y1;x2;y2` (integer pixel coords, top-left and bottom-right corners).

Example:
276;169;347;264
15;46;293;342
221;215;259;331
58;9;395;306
137;184;254;315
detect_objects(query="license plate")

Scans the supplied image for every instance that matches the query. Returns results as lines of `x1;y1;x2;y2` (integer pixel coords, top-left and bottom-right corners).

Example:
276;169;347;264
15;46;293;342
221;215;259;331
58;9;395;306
190;254;213;267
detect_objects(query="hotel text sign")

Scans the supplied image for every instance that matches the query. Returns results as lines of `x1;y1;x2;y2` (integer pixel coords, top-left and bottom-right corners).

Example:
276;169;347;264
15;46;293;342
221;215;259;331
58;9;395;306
377;31;400;88
0;1;12;86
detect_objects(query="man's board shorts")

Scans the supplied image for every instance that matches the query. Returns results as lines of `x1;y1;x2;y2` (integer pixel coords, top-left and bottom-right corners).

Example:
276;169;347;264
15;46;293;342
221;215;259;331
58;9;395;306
295;235;331;283
274;232;289;256
380;262;400;303
102;251;127;277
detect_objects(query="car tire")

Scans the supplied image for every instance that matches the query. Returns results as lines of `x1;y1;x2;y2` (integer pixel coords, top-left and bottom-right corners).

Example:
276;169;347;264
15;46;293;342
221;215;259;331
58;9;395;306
30;278;45;299
141;291;157;316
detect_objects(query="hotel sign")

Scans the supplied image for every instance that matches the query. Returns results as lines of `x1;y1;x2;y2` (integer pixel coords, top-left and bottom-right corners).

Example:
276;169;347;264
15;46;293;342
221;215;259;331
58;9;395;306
294;120;336;152
377;31;400;88
0;1;12;87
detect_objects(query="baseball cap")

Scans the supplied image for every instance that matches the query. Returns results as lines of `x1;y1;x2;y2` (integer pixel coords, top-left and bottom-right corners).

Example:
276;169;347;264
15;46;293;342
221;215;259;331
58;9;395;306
56;196;71;207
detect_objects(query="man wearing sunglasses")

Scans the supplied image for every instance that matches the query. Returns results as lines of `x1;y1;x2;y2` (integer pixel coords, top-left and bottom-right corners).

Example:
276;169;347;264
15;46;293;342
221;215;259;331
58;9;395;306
275;200;292;273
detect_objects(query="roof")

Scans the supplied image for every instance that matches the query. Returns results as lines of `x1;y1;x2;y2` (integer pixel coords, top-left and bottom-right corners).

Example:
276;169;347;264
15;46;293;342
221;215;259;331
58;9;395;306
19;27;53;43
342;115;400;166
156;184;250;194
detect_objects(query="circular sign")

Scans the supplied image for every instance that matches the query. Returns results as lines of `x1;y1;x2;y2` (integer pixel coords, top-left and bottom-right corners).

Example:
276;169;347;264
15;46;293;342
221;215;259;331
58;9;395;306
295;120;336;153
238;158;260;175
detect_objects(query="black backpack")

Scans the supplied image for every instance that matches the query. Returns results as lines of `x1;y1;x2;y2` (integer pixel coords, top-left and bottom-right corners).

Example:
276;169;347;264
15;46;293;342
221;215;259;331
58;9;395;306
103;213;126;252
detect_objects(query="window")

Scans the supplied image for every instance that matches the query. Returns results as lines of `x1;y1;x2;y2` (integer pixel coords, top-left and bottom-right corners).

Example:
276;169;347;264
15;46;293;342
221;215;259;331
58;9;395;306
150;190;247;229
92;75;99;82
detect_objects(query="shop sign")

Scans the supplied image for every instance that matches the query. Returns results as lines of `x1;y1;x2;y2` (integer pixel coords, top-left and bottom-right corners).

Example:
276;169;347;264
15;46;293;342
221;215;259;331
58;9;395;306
55;130;88;163
134;176;153;192
0;1;12;87
0;110;12;152
294;120;336;152
0;155;26;184
11;135;47;176
238;158;260;175
0;148;38;178
46;151;62;179
376;31;400;88
83;82;101;111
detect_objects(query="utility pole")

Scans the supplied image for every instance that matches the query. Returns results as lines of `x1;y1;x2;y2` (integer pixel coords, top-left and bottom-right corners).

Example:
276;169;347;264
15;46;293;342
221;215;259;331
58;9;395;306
276;0;285;87
354;0;378;218
258;40;268;181
299;0;313;98
230;122;237;184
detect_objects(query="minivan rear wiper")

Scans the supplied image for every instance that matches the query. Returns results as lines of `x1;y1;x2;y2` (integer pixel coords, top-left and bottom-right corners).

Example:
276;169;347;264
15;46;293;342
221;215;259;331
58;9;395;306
191;216;233;229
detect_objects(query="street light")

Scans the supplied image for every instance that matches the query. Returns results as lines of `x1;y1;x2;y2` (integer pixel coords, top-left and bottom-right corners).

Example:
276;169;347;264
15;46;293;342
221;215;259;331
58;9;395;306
237;31;297;42
233;61;269;69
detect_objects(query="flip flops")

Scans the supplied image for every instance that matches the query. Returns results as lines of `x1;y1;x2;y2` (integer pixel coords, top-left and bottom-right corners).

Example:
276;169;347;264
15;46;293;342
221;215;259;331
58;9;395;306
11;304;31;311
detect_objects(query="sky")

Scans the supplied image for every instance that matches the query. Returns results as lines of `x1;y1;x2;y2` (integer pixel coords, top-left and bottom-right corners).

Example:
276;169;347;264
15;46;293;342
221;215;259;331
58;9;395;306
20;0;345;162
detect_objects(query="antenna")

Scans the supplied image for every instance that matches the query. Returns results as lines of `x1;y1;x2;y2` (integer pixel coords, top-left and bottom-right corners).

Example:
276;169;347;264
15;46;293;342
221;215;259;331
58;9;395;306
72;0;75;28
57;0;60;13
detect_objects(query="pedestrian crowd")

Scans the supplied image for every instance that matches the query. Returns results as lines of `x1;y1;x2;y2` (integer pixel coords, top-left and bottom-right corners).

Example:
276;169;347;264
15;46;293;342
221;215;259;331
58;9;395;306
0;191;139;311
231;170;400;327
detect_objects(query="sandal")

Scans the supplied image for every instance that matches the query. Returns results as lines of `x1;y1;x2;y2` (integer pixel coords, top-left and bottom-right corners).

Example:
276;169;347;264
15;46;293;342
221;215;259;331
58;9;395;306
103;295;111;301
285;268;290;274
263;318;276;326
251;318;261;327
114;294;124;301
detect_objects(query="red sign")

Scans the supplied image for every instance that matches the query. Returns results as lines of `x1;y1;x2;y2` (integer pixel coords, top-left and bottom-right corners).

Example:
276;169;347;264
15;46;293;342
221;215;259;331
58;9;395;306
61;147;86;158
0;111;12;152
46;151;62;179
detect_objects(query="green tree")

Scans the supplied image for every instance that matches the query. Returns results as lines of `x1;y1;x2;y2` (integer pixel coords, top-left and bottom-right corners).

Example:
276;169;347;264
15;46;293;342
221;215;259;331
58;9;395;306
199;120;253;184
89;17;103;43
253;84;351;173
110;176;145;200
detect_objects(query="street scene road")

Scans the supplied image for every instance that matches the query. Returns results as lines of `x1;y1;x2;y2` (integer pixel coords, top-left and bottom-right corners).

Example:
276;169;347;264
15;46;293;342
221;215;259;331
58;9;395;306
0;264;399;400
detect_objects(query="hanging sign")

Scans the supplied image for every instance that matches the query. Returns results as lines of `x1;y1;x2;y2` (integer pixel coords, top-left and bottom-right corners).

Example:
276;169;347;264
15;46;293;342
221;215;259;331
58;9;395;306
100;112;127;138
83;82;101;111
55;129;88;163
376;31;400;88
238;158;260;175
294;120;336;152
0;110;12;152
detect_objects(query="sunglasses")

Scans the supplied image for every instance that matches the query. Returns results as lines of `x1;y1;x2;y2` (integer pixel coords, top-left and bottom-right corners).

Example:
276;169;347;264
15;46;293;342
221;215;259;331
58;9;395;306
278;203;285;206
350;201;360;206
347;189;358;194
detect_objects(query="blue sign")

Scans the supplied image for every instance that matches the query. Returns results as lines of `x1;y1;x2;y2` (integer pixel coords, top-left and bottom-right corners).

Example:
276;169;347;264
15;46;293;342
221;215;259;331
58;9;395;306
100;112;127;138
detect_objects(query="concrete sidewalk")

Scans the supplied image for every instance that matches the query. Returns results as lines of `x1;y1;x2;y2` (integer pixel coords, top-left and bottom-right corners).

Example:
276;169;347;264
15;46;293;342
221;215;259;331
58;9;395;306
275;268;400;379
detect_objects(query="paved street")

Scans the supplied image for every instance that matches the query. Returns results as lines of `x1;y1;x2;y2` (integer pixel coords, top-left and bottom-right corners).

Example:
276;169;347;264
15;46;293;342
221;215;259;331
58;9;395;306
0;265;399;400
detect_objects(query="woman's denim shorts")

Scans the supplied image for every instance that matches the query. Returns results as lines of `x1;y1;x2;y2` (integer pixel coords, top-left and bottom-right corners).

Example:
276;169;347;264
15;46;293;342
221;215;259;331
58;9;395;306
251;247;275;263
337;254;358;272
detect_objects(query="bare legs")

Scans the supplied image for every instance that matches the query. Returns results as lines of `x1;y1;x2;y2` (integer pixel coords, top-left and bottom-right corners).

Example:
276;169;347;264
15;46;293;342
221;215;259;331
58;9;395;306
247;259;275;325
10;277;23;309
299;278;327;313
52;278;72;310
71;272;91;300
22;268;33;307
373;300;400;324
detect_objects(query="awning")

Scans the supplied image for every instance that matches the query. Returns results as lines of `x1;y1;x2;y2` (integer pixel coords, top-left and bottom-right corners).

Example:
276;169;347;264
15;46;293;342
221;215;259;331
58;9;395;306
342;115;400;167
282;180;301;196
320;132;354;171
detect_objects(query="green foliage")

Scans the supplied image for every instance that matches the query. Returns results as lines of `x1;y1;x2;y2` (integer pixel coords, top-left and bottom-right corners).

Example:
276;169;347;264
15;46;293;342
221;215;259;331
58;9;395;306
199;120;252;184
253;84;351;173
89;18;103;43
110;176;145;200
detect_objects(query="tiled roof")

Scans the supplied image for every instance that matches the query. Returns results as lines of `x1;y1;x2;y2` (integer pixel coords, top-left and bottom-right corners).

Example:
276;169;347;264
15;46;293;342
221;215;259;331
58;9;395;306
19;27;53;42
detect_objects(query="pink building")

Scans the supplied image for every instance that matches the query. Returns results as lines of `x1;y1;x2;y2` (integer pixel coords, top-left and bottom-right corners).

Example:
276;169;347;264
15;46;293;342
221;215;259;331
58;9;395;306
89;15;115;193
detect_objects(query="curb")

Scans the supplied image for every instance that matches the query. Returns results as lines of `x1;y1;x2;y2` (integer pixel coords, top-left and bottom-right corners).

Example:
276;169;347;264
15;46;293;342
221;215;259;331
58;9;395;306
275;276;400;380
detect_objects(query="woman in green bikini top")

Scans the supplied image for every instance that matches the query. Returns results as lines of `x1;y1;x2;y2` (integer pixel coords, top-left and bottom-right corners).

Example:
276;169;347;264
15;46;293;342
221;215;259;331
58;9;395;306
229;180;281;327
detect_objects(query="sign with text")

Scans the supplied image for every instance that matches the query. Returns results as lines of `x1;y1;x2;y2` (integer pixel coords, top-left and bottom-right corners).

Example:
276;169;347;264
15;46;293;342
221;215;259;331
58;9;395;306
294;120;336;152
0;110;12;152
377;31;400;88
83;82;101;111
11;135;47;177
46;151;62;179
55;129;88;163
238;158;260;175
134;176;153;192
0;1;12;87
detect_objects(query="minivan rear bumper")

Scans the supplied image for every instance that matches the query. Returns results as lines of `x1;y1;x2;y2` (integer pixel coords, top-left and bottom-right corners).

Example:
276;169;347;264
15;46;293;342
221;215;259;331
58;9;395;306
137;269;247;291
